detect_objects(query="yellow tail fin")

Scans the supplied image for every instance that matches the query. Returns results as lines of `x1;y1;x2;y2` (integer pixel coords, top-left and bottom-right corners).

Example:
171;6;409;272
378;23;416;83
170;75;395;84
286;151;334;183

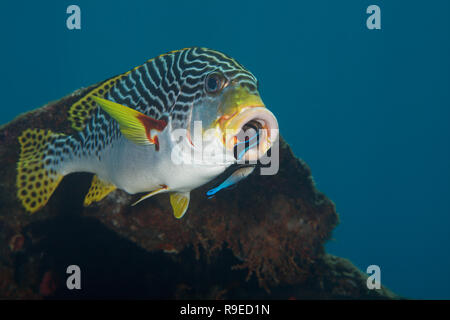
16;129;65;213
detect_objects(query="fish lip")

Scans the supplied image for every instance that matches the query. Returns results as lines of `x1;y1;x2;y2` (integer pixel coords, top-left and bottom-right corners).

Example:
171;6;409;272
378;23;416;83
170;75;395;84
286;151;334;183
222;106;279;161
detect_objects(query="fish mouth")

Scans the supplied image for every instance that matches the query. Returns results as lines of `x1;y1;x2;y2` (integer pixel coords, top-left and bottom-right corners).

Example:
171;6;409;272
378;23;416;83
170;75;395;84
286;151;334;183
222;107;279;162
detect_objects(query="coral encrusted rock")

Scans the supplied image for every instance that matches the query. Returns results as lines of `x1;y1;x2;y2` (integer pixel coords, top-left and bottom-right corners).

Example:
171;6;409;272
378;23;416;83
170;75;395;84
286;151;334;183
0;84;399;299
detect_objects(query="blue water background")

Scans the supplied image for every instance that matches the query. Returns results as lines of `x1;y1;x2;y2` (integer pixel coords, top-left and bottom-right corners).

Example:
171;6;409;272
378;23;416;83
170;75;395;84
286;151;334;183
1;0;449;299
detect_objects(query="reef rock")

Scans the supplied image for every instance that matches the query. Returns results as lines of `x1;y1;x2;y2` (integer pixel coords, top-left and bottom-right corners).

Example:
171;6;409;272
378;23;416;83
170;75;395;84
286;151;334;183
0;85;399;299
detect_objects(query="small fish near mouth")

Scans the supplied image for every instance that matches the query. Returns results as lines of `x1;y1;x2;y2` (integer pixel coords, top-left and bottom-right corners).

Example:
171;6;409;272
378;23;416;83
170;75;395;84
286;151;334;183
208;108;279;198
233;120;262;161
224;107;279;162
206;165;256;198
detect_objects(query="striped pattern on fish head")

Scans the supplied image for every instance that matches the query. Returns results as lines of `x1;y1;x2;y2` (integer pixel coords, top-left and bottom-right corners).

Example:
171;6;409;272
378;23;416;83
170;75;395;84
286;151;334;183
166;47;279;166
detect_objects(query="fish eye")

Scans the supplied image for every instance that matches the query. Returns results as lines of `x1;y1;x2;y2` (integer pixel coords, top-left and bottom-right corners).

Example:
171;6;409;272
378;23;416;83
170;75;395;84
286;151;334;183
205;72;224;94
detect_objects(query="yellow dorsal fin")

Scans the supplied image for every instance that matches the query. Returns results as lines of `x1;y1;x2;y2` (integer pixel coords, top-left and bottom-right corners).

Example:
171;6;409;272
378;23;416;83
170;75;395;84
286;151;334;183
68;75;128;131
83;175;117;206
68;48;189;131
132;185;169;206
169;192;190;219
92;96;167;147
17;128;65;213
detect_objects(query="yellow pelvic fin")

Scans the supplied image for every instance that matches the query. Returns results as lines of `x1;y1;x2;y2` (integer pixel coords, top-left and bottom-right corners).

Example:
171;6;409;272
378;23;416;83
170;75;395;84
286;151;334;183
84;175;117;206
132;185;169;206
169;192;190;219
16;129;65;213
92;96;167;147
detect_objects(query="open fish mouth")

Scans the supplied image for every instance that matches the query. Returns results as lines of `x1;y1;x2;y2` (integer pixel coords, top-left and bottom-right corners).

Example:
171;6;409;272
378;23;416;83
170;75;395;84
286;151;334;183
223;107;278;162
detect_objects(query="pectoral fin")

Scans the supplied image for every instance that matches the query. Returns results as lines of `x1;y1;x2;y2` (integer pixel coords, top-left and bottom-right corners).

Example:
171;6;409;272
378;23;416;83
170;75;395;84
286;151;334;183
92;96;167;148
84;175;117;206
170;192;190;219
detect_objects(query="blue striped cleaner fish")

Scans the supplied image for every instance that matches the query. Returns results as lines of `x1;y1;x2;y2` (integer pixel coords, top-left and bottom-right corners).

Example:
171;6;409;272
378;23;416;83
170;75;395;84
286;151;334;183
16;47;279;218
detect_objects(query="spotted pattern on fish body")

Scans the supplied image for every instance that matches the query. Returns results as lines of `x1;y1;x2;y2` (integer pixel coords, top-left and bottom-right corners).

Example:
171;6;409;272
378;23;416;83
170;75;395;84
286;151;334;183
16;47;272;217
68;75;126;131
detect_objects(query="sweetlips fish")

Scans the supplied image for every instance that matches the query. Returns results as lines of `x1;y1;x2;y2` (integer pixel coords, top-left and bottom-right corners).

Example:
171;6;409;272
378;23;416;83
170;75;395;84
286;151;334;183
16;47;279;218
